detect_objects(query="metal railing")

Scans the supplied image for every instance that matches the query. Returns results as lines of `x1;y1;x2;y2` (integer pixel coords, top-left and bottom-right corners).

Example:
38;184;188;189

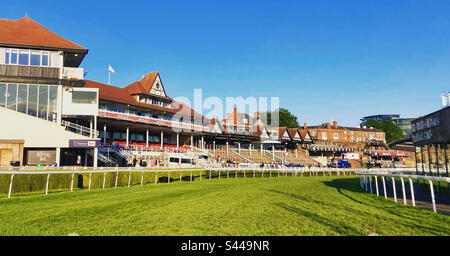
357;170;450;214
61;120;99;138
1;167;363;199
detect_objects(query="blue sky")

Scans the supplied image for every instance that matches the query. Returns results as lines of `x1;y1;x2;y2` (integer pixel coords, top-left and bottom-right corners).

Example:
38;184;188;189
2;0;450;126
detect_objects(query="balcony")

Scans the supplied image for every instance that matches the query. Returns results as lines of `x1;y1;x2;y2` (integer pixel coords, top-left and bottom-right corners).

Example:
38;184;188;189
61;67;84;80
0;64;84;87
0;64;59;81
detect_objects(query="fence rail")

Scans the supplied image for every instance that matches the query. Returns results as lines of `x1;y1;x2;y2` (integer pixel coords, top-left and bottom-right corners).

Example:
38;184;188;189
356;170;450;214
0;167;419;201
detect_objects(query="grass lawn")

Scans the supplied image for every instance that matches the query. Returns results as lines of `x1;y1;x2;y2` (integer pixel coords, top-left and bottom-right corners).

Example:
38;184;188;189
0;175;449;236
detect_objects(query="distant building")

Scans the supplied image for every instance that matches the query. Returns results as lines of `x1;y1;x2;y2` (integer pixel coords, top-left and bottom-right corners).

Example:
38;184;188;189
360;114;416;138
307;121;385;144
442;92;450;108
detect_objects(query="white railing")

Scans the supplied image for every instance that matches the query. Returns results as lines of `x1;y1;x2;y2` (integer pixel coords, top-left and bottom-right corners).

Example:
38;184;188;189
61;67;84;80
61;120;99;137
1;167;362;199
356;170;450;213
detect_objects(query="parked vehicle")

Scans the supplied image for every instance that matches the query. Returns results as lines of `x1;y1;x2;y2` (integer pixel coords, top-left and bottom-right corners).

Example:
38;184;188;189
337;160;351;168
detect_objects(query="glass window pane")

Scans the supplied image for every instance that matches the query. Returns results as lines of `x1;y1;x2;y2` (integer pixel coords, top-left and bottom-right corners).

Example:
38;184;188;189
38;85;48;120
5;51;9;64
30;52;41;66
42;53;49;66
19;51;29;65
17;84;28;113
48;86;57;121
72;91;97;104
10;51;18;64
28;84;38;116
7;83;17;110
0;83;6;107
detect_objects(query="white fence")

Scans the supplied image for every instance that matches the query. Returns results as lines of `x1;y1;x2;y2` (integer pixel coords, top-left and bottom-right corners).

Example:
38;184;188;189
357;170;450;213
0;167;366;199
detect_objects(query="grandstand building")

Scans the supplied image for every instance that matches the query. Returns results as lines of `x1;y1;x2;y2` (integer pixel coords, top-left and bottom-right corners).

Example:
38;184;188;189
0;17;100;167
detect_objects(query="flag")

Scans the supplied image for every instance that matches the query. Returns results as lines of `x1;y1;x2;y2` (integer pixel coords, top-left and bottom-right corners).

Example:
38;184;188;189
83;70;88;78
108;65;116;74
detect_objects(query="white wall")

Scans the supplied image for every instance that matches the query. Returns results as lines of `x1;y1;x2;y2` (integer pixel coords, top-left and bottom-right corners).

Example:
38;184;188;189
0;107;93;148
62;87;99;116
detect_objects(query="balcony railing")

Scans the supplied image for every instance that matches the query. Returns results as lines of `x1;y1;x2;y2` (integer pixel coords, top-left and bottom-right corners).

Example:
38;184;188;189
0;64;59;80
61;67;84;80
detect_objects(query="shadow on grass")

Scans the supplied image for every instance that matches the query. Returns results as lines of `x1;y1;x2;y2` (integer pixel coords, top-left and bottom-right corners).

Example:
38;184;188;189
274;202;365;235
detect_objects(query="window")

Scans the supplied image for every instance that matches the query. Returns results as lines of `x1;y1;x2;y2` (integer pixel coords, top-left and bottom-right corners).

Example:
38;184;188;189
72;91;97;104
333;133;339;140
4;49;49;67
38;85;48;119
48;87;57;121
7;83;17;110
28;85;38;116
30;51;41;66
17;84;28;113
0;83;5;107
322;132;327;140
19;51;29;65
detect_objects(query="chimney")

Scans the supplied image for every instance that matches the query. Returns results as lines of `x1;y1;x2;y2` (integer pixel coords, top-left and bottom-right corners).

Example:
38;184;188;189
211;118;216;126
254;111;259;119
333;121;338;129
326;122;331;129
303;122;307;130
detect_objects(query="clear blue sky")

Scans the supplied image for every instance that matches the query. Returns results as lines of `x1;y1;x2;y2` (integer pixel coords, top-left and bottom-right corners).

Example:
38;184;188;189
2;0;450;126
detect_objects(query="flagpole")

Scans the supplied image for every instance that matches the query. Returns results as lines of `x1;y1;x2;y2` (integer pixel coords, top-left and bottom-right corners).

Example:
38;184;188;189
108;70;110;85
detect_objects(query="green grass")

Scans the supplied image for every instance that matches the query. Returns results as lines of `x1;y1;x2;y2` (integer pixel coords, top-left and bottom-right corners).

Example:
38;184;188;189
0;176;449;236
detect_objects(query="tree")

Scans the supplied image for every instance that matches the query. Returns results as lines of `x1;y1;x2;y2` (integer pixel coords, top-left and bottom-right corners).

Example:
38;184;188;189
260;108;300;128
364;119;404;143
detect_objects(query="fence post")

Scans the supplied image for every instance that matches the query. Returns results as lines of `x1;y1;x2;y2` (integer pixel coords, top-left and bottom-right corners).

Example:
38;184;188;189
168;171;171;183
400;177;407;205
115;171;119;188
375;176;379;196
155;170;158;184
235;170;237;179
364;175;368;191
270;170;272;178
209;170;211;180
89;172;93;190
8;174;14;199
409;178;416;207
141;171;144;186
219;170;221;179
190;171;193;182
200;171;202;181
103;172;107;189
369;176;373;194
45;174;50;195
262;170;264;178
244;170;246;178
429;180;437;213
382;176;387;199
71;173;75;192
180;171;182;182
128;171;132;187
391;177;397;203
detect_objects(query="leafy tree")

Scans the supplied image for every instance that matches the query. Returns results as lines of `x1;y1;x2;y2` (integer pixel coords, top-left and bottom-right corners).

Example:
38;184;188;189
364;119;404;143
260;108;300;128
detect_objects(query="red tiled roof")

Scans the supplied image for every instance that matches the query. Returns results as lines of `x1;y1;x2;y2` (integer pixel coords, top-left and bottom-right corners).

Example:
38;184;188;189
124;72;173;101
0;17;87;50
287;128;300;140
84;80;176;113
171;101;206;120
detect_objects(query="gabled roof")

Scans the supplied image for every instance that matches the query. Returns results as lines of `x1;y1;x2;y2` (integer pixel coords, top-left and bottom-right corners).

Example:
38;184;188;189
299;130;313;143
287;128;301;141
125;72;172;101
0;17;87;50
